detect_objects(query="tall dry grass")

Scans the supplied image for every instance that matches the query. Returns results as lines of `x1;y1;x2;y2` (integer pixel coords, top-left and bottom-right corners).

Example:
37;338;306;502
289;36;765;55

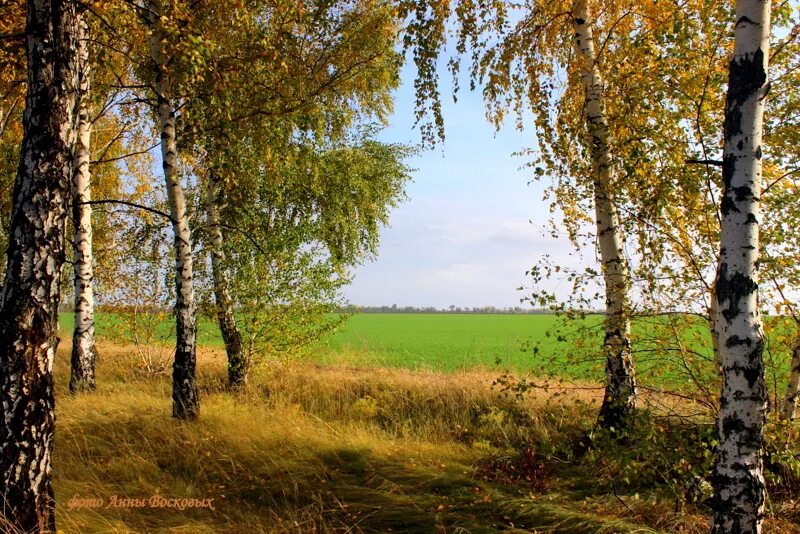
49;340;799;533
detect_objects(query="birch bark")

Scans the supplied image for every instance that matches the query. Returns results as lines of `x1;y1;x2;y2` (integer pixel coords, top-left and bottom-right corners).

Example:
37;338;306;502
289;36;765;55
0;0;80;530
781;334;800;420
204;172;249;388
711;1;771;532
70;17;97;393
571;0;637;431
147;0;199;419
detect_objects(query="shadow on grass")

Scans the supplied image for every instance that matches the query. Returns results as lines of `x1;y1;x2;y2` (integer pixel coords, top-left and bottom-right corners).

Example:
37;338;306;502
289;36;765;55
54;399;671;534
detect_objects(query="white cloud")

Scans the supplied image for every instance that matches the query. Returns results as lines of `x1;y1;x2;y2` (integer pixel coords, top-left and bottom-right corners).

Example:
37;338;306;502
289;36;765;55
342;62;596;308
344;203;586;308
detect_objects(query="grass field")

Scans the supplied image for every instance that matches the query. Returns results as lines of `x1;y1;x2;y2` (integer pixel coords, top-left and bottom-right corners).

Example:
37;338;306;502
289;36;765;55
60;310;795;395
62;310;793;389
51;315;800;532
317;313;592;371
50;339;800;533
59;312;609;378
317;314;795;395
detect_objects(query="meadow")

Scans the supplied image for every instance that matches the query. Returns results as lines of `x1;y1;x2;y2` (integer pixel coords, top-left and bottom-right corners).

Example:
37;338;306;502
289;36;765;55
60;311;592;371
50;314;800;533
60;311;741;392
50;337;800;533
318;313;589;371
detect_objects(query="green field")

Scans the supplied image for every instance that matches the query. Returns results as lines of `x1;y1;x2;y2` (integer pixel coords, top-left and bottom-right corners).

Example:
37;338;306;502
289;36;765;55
58;311;616;382
314;314;737;389
316;313;601;373
59;309;798;396
58;311;224;348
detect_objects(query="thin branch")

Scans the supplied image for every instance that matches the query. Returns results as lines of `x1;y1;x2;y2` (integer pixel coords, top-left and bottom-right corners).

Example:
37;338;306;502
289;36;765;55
600;459;637;516
82;2;118;35
211;222;268;254
771;23;800;62
118;0;159;23
695;28;728;231
0;80;24;102
637;385;717;412
762;167;800;196
686;158;723;167
596;9;635;62
763;250;799;324
0;96;21;139
81;199;174;224
92;123;131;164
92;143;159;165
90;89;124;125
616;203;712;294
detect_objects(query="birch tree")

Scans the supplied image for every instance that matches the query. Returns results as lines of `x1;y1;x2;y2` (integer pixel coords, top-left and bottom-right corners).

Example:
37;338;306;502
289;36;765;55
570;0;636;430
400;0;650;430
65;10;141;390
588;0;799;421
70;17;97;393
208;133;410;374
108;0;205;417
0;0;80;530
145;0;199;419
184;0;402;387
197;126;410;385
203;169;246;386
711;0;771;531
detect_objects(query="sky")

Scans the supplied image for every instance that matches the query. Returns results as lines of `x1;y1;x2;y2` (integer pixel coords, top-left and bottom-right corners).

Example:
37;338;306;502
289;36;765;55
342;64;587;309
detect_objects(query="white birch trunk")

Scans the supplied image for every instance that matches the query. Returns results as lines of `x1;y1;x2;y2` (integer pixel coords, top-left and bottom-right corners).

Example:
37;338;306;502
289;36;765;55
571;0;636;431
148;0;199;419
711;1;771;532
781;332;800;420
204;172;248;388
0;1;80;530
70;18;97;393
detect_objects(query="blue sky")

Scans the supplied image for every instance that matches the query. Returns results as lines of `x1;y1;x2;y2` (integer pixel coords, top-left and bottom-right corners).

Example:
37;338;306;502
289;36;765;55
343;64;585;309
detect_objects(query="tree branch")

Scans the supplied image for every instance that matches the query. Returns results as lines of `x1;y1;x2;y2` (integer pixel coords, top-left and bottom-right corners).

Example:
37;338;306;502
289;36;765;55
80;200;174;224
686;159;723;167
762;167;800;196
91;143;159;165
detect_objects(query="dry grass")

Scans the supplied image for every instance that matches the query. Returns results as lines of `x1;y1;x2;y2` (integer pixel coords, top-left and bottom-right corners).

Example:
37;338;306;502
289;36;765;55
49;340;799;533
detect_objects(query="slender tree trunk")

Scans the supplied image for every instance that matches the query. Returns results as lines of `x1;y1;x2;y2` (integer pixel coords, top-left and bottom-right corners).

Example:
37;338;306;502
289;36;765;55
205;172;249;388
781;332;800;420
0;1;80;531
711;1;771;532
70;18;97;393
148;0;199;420
571;0;636;432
